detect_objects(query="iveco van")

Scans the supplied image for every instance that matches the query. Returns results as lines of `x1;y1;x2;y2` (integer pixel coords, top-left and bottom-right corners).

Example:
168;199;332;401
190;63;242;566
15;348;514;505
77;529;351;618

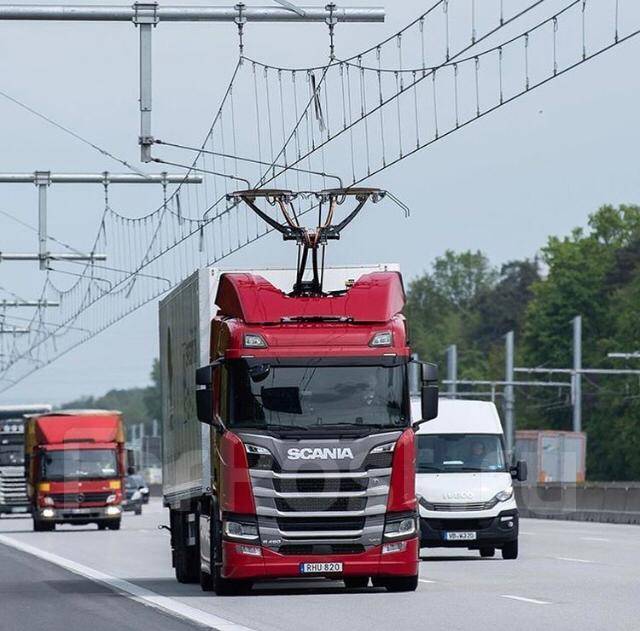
414;399;527;559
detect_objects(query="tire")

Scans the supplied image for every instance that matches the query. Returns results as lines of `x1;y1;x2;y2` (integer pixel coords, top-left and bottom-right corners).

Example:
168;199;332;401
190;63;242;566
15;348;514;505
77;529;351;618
108;520;121;531
480;547;495;558
381;575;419;593
33;519;53;532
200;569;214;592
172;509;200;584
502;539;518;560
344;577;369;589
97;522;107;531
135;506;142;516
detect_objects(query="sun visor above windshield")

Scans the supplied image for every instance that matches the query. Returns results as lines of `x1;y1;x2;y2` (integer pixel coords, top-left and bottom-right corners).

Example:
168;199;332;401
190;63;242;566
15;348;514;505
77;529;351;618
28;413;124;446
215;271;406;324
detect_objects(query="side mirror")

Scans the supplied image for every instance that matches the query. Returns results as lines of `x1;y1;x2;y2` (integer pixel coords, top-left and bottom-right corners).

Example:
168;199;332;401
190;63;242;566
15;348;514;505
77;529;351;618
511;460;528;482
196;388;214;425
196;360;224;428
413;361;439;428
421;384;439;422
126;449;137;475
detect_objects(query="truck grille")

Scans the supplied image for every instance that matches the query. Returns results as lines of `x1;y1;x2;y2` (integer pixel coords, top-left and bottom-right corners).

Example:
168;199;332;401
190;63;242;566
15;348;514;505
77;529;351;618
0;469;29;506
278;544;365;555
50;491;111;505
275;497;367;512
273;477;368;493
277;516;366;532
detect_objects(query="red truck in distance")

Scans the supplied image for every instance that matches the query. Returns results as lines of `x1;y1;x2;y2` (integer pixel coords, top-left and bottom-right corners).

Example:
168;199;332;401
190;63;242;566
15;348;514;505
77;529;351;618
25;410;129;531
160;188;440;595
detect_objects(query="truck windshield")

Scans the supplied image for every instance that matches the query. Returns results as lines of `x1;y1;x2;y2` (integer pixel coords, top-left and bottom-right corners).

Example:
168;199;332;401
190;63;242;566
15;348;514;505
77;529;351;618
228;360;409;430
41;449;118;481
416;434;507;473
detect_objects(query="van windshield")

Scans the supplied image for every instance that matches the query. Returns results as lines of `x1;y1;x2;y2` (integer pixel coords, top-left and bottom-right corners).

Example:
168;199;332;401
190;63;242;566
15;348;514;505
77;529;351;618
416;434;507;473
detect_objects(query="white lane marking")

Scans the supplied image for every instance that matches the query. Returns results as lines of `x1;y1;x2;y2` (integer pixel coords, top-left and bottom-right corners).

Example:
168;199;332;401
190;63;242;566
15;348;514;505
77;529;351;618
581;537;610;543
500;595;551;605
0;534;256;631
419;578;436;584
519;531;535;535
554;556;594;564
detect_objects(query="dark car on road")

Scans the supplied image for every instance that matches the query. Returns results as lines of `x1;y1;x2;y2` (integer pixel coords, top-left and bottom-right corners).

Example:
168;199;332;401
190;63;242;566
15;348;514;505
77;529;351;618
122;476;144;515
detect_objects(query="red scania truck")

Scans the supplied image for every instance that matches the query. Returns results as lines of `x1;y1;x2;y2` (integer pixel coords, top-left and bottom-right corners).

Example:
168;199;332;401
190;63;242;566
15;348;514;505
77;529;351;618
160;188;439;595
25;410;128;531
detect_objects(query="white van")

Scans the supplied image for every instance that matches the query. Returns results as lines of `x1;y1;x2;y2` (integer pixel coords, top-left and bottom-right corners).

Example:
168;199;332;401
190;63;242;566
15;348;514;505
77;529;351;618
413;398;527;559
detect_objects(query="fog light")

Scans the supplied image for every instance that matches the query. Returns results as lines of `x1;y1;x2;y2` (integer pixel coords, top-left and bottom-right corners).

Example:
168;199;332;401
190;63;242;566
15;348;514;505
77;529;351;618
382;541;407;554
236;544;262;557
41;508;55;519
106;506;121;516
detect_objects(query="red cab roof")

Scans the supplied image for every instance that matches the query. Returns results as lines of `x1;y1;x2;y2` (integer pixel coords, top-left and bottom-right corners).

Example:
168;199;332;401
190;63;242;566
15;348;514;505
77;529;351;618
30;410;124;446
215;271;405;324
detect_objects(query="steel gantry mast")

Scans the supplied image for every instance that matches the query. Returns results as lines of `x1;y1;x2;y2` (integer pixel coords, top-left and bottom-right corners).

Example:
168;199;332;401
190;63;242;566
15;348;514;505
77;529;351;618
0;3;385;162
0;171;201;270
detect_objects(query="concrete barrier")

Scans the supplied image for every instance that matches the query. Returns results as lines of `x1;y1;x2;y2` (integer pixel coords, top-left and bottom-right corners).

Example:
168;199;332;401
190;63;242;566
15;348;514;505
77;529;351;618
516;483;640;525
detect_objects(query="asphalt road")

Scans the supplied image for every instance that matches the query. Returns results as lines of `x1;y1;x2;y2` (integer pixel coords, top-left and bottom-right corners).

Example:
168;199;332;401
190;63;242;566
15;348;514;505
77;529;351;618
1;499;639;631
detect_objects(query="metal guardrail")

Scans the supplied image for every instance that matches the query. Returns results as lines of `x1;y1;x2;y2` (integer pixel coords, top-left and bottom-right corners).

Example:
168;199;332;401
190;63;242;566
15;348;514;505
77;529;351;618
515;483;640;525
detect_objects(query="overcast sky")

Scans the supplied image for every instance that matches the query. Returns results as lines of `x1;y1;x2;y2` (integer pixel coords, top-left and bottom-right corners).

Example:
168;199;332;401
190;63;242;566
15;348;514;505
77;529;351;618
1;0;639;406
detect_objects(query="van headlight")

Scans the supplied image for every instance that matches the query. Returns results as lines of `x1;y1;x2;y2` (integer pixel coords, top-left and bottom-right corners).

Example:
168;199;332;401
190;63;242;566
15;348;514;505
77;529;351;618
493;487;514;503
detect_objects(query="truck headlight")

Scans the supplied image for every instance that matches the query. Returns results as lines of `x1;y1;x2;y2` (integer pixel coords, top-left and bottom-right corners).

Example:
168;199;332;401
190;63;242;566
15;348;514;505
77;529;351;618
106;506;121;516
245;443;274;470
493;487;514;503
383;515;417;541
224;520;259;542
41;508;55;518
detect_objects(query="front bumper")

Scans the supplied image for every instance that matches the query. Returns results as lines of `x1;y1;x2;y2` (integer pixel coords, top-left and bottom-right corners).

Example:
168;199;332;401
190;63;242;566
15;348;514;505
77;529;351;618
222;537;419;581
0;504;31;515
420;509;518;548
38;505;121;523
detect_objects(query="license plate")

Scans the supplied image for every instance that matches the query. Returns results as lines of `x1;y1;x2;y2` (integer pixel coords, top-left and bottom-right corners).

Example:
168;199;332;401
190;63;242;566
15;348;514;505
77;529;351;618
70;508;90;515
12;507;28;513
299;562;343;574
444;531;477;541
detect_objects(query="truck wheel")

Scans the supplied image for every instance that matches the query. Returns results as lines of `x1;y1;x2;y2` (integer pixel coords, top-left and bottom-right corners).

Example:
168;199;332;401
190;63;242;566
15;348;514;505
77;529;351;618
33;519;54;532
380;575;419;592
97;522;107;530
108;520;121;531
344;577;369;589
502;540;518;560
200;569;214;592
480;547;495;558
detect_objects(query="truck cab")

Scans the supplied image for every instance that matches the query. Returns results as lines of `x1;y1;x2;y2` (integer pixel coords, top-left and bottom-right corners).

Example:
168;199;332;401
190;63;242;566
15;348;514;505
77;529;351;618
160;265;438;595
25;410;127;531
414;399;527;559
